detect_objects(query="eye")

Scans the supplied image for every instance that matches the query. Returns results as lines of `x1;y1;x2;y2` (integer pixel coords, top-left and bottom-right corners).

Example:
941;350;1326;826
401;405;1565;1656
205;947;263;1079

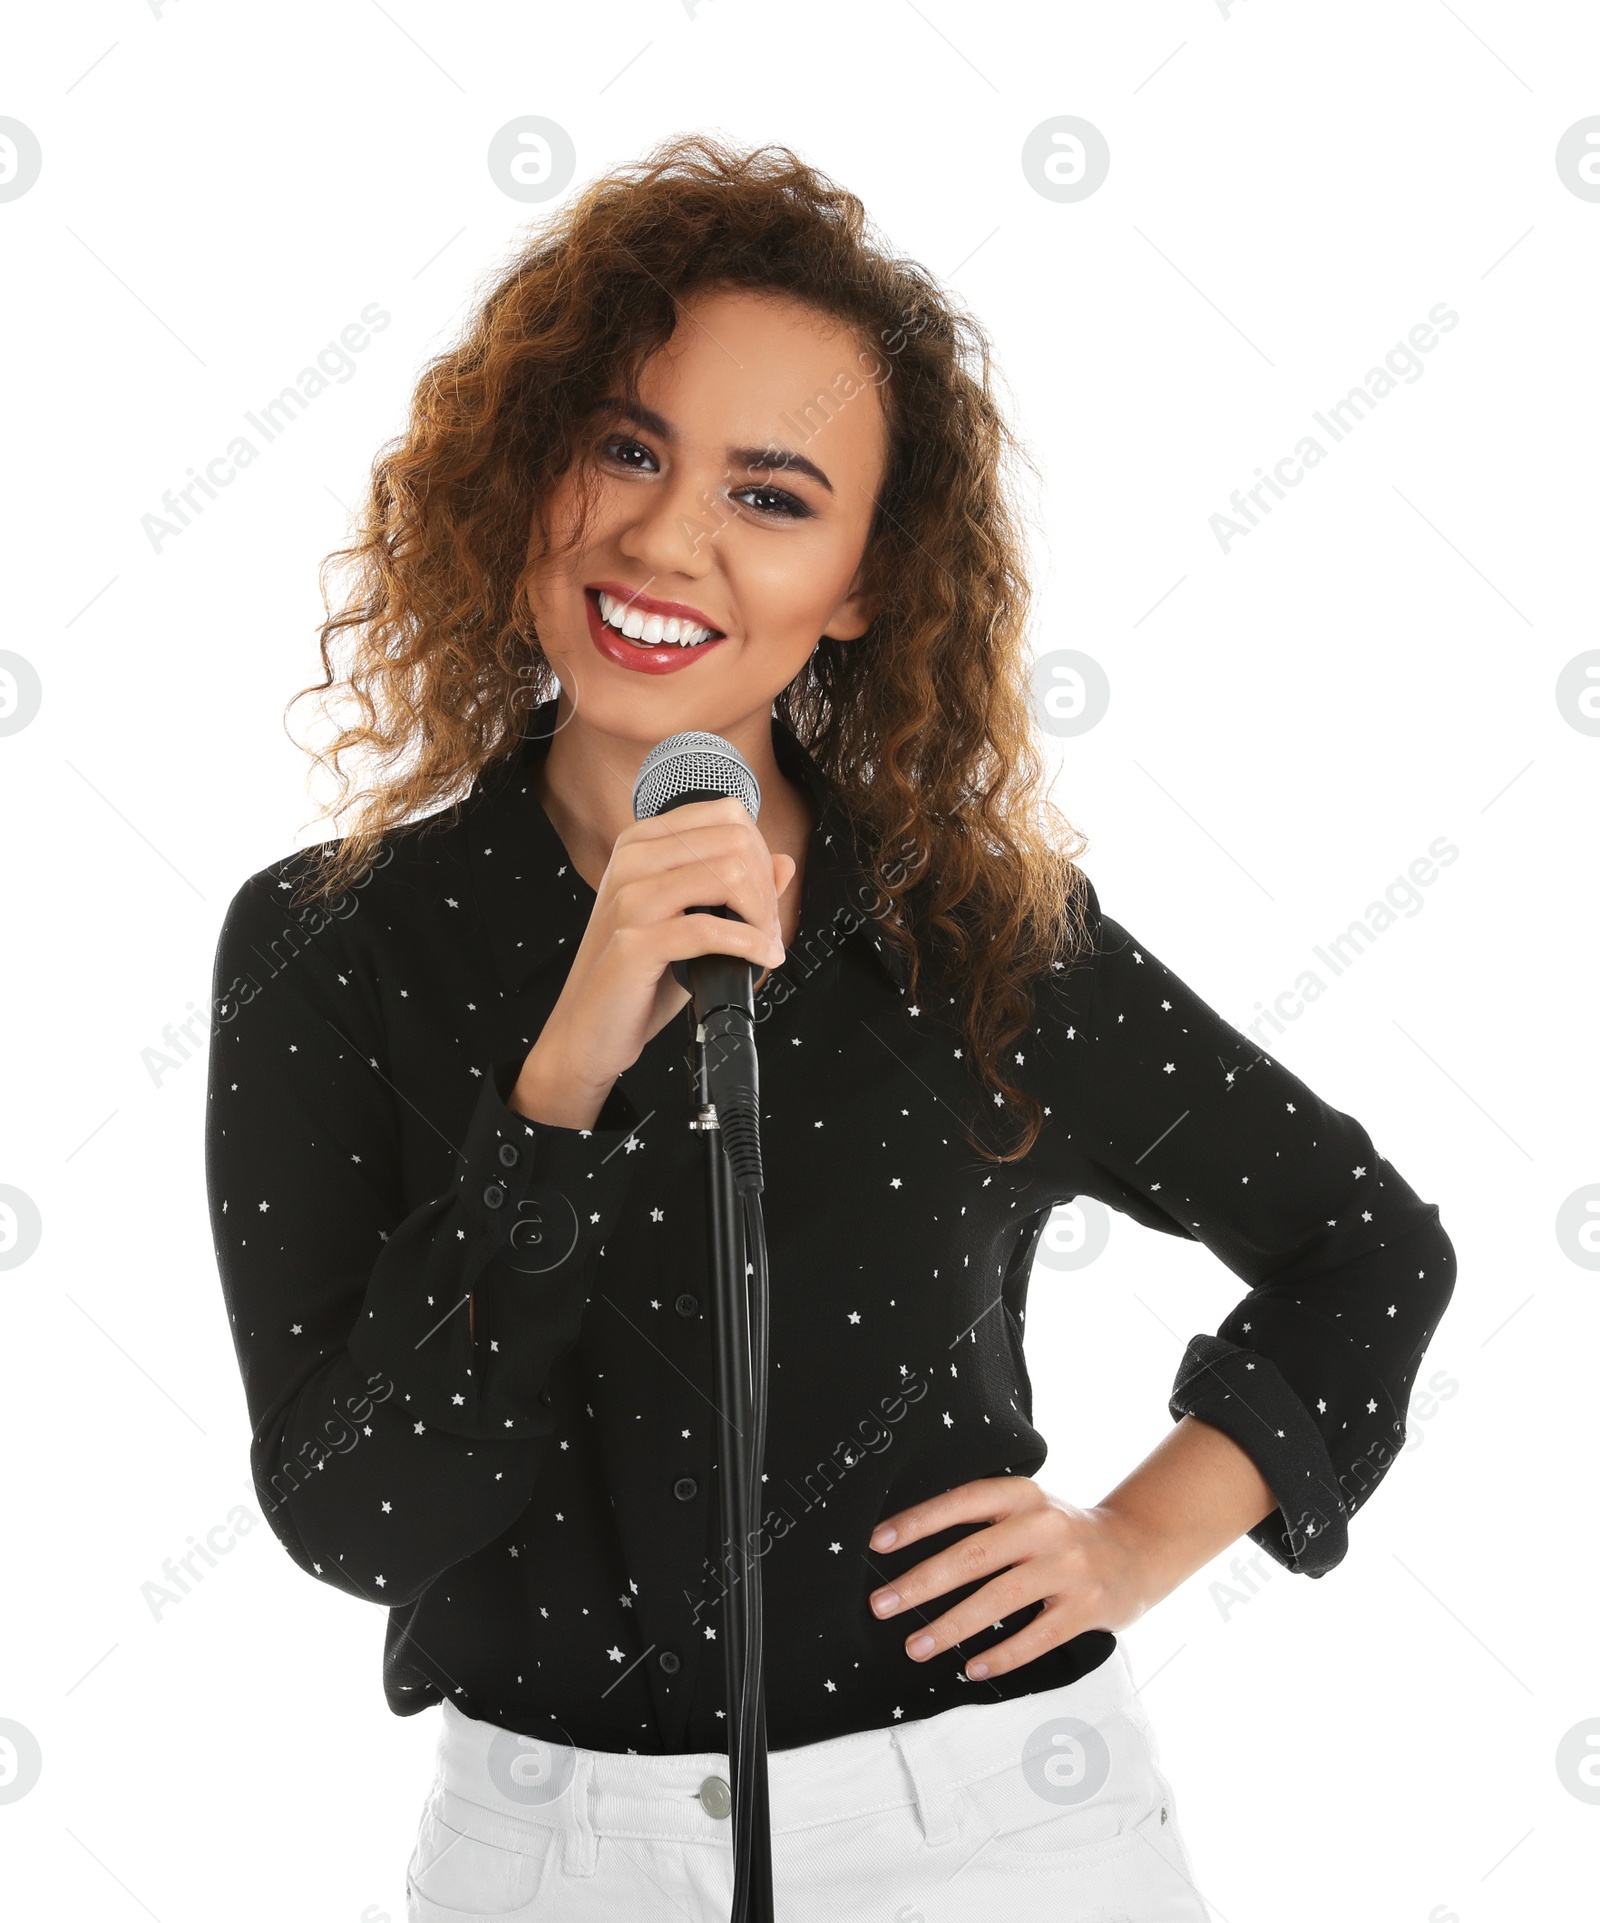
733;483;813;521
598;433;658;473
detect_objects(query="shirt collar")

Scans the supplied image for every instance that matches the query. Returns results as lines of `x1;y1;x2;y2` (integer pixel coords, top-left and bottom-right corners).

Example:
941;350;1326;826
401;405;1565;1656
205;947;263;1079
466;700;910;997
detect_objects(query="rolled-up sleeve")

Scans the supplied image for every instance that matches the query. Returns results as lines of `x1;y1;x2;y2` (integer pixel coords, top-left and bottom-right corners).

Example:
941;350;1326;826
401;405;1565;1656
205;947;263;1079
1059;879;1457;1577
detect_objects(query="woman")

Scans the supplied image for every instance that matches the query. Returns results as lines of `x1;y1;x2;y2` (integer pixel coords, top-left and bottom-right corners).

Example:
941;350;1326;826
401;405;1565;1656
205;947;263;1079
206;135;1457;1920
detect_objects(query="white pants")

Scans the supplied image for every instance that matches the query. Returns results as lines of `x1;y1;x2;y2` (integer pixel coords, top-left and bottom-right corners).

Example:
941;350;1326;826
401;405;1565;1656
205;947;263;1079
406;1643;1210;1921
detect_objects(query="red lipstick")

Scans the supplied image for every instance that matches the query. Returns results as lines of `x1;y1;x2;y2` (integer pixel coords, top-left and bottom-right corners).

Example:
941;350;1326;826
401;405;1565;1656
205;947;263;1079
582;585;728;676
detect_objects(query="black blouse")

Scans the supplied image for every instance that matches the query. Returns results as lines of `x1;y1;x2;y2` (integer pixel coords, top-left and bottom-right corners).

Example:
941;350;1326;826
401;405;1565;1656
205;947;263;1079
205;698;1457;1756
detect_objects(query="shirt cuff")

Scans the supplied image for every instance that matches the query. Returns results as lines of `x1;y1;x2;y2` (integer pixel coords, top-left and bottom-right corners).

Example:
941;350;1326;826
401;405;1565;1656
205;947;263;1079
348;1058;646;1441
1168;1333;1348;1578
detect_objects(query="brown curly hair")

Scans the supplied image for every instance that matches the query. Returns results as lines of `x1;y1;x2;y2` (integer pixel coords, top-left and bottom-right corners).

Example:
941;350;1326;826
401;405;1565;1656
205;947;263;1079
289;132;1093;1163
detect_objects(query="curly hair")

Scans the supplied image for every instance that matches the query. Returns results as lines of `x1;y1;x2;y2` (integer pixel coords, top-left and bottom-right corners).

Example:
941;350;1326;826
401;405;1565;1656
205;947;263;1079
289;132;1093;1163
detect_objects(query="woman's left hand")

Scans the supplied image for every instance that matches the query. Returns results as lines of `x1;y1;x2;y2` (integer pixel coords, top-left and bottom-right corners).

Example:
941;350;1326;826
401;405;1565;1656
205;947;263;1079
865;1477;1156;1682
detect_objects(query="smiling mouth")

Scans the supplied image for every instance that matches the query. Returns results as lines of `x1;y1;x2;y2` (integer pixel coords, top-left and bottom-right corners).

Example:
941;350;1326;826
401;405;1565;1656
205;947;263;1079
586;587;725;649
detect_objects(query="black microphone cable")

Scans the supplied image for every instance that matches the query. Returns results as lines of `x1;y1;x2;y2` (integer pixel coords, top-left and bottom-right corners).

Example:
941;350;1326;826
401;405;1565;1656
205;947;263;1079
734;1183;773;1915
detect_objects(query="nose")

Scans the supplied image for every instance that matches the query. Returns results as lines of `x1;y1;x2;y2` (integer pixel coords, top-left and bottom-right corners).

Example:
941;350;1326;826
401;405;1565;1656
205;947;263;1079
615;459;725;584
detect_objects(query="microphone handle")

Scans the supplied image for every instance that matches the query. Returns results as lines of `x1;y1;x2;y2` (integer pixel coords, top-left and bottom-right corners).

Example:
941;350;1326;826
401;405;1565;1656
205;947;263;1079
675;906;763;1197
671;902;754;1005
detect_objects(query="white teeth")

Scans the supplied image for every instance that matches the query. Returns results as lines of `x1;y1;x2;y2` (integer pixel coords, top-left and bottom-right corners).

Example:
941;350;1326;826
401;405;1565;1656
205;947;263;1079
597;590;715;647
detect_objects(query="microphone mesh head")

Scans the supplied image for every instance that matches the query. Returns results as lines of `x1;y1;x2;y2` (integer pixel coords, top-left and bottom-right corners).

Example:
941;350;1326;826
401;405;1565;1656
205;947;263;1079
632;731;761;823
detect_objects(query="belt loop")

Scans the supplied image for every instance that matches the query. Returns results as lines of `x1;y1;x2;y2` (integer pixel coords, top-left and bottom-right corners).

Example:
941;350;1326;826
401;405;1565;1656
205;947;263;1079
560;1750;598;1877
890;1715;959;1847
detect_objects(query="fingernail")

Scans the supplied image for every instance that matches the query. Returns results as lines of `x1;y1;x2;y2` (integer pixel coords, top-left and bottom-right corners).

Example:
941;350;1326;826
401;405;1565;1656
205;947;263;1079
870;1526;896;1549
967;1661;989;1680
909;1634;936;1659
871;1589;900;1617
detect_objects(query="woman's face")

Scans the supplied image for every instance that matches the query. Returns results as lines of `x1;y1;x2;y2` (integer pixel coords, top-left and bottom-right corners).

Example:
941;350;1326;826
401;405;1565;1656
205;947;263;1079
523;286;890;746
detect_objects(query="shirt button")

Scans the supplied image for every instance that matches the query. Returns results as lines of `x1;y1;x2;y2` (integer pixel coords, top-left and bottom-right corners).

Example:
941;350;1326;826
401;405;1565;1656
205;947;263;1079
673;1477;698;1502
482;1184;505;1209
698;1775;732;1819
658;1649;681;1675
498;1143;520;1168
674;1293;699;1318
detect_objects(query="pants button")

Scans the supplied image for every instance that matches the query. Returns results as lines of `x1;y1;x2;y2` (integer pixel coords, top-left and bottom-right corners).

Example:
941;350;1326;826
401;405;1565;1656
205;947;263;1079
699;1775;732;1819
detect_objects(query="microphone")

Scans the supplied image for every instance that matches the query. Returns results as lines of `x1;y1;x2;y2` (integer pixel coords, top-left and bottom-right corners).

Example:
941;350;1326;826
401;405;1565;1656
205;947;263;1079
632;731;765;1195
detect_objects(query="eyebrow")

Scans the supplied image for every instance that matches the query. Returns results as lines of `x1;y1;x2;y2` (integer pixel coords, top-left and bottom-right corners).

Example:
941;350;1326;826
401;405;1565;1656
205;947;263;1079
592;395;835;495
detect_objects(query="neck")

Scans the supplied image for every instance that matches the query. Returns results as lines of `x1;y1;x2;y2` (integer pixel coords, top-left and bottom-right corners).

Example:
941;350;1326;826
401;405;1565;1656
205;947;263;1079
530;692;814;894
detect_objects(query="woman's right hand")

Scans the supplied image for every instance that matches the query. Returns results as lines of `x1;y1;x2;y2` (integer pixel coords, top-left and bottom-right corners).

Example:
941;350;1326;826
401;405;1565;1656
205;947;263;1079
510;796;796;1131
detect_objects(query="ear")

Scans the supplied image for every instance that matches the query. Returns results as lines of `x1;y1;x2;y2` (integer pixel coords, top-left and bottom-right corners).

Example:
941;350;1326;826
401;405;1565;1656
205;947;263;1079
820;569;880;644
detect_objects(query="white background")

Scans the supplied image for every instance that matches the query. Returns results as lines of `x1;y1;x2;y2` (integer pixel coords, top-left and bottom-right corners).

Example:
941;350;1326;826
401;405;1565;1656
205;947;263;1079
2;3;1596;1919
